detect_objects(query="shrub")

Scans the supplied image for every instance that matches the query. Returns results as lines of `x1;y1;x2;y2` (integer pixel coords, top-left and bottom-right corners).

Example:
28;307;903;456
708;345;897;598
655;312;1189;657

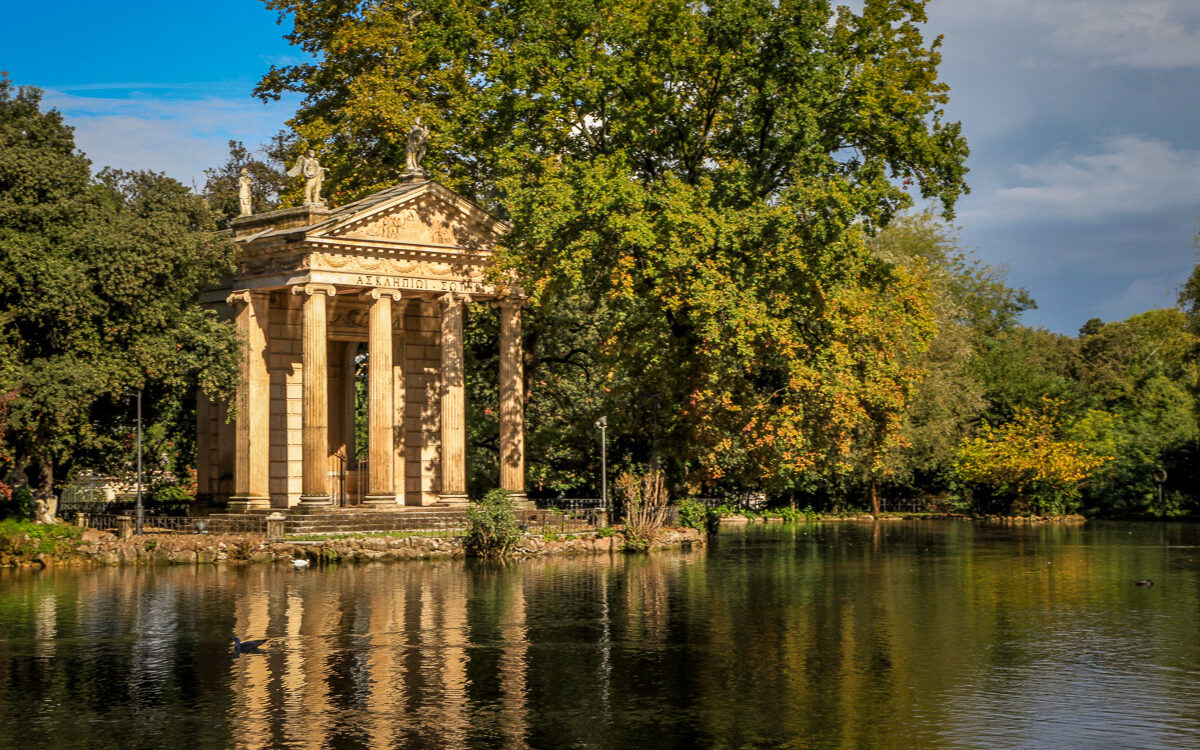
0;519;82;556
466;489;522;558
617;470;669;551
596;526;617;538
677;499;707;530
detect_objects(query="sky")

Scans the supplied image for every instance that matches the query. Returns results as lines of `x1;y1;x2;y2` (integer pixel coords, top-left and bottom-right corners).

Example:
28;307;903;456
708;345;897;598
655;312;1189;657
4;0;1199;335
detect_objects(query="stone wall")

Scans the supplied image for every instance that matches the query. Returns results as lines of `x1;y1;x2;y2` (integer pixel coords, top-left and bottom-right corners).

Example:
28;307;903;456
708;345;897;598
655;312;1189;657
0;527;706;568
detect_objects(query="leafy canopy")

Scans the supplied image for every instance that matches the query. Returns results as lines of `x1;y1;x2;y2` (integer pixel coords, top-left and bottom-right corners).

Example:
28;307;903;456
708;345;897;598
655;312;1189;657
258;0;969;493
0;79;239;499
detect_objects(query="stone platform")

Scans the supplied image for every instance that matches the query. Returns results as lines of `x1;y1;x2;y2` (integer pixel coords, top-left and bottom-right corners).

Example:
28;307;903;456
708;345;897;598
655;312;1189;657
208;505;594;536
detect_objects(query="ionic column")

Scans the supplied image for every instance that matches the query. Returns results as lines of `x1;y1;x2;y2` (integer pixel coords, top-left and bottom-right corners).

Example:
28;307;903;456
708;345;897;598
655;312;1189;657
498;297;527;502
227;290;271;510
294;283;336;505
439;293;468;504
365;289;403;506
392;299;409;505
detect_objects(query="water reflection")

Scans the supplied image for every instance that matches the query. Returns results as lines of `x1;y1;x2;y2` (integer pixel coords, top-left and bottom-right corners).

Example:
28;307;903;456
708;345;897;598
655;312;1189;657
1;523;1200;749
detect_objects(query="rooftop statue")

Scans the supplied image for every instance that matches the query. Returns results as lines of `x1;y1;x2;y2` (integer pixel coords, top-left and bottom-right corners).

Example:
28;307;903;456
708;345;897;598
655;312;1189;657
287;150;329;205
406;117;429;175
238;167;252;216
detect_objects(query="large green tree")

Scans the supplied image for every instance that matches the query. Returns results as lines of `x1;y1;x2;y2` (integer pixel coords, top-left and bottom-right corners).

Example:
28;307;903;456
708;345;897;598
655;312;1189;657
258;0;969;496
1070;309;1199;516
0;80;239;516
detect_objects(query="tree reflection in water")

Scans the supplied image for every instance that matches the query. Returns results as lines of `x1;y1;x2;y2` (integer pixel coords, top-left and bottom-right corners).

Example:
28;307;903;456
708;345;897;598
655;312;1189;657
1;523;1200;749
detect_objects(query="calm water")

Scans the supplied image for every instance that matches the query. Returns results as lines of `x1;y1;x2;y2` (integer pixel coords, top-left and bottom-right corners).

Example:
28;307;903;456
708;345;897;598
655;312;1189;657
2;521;1200;749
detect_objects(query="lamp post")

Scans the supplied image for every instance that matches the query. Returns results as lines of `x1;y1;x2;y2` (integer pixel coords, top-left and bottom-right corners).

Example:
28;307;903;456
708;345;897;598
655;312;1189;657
135;388;144;536
595;416;608;511
1153;468;1168;520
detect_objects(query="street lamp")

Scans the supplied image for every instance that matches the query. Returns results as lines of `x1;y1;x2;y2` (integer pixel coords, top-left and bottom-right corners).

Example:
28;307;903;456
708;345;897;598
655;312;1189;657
135;388;144;536
1153;468;1168;519
126;386;144;537
595;416;607;511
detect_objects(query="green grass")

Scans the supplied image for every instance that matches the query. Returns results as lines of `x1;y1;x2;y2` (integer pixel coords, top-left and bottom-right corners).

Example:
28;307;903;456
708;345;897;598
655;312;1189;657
0;519;83;556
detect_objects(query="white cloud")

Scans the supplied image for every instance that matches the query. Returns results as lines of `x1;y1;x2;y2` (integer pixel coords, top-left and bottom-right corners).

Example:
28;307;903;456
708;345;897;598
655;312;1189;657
934;0;1200;69
40;89;298;186
982;135;1200;223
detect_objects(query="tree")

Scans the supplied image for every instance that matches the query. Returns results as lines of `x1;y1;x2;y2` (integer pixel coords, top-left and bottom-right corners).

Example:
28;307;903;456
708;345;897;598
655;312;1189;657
970;326;1081;424
202;139;288;223
1069;309;1199;516
0;79;239;518
866;212;1033;502
954;399;1110;516
258;0;969;497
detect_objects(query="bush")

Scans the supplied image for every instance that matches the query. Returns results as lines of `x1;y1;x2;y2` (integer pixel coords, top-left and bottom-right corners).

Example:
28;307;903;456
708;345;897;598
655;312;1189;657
0;485;33;520
466;489;523;558
677;499;706;530
678;499;719;532
0;519;82;556
618;470;669;551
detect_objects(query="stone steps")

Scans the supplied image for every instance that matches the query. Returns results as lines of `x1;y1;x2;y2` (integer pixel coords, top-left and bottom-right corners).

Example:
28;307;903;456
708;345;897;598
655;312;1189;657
210;506;594;536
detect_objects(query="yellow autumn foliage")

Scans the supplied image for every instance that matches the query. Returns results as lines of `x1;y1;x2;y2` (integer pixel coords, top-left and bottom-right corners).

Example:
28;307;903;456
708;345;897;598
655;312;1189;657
954;399;1111;515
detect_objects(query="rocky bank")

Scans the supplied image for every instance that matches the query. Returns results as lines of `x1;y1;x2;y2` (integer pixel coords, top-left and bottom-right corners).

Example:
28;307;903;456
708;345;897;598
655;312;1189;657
0;527;706;568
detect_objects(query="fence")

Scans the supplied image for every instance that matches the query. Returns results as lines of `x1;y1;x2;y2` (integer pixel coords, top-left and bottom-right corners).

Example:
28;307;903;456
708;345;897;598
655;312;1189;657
75;513;268;536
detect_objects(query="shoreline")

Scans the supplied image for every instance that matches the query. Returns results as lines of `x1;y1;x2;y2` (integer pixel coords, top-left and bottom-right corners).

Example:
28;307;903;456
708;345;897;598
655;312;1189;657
0;526;706;569
717;512;1089;526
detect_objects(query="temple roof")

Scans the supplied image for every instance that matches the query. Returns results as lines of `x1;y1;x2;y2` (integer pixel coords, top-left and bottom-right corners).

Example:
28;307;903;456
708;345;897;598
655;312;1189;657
230;180;507;253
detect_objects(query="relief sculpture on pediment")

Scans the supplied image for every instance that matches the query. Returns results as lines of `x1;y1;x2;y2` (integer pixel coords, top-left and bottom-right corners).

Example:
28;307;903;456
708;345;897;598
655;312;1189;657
336;194;493;249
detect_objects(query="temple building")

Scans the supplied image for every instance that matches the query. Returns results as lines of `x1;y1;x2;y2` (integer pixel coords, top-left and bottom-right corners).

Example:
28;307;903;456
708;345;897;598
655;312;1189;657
196;175;526;510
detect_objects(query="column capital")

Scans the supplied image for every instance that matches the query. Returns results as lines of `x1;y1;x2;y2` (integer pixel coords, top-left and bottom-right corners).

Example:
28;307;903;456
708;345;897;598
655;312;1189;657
491;295;528;310
292;283;337;298
366;288;404;302
438;291;469;309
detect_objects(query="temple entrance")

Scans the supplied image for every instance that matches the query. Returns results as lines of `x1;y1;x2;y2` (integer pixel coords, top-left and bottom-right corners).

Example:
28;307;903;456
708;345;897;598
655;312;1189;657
329;341;370;507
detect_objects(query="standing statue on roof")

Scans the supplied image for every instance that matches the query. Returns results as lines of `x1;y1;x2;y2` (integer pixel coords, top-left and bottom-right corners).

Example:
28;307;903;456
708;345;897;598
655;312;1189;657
237;167;253;216
405;117;429;175
286;149;328;205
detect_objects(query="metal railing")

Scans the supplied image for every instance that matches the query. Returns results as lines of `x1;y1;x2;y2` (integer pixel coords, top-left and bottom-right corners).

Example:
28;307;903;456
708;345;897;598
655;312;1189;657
75;513;267;536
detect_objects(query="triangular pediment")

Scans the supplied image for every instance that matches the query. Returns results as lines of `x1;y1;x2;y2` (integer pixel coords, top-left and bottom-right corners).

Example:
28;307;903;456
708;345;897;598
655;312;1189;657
310;181;505;252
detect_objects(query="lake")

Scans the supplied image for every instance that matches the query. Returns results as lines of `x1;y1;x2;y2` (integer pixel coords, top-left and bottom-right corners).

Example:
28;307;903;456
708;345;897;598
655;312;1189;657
1;520;1199;749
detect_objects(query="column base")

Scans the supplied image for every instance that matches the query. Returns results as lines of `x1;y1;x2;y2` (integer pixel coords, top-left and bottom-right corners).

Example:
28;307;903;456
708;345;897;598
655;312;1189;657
363;494;402;508
504;492;534;510
299;495;332;506
227;496;271;512
439;493;470;506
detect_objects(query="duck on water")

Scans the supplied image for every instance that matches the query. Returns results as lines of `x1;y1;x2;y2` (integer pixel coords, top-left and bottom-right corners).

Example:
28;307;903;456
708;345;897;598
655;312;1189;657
231;636;269;655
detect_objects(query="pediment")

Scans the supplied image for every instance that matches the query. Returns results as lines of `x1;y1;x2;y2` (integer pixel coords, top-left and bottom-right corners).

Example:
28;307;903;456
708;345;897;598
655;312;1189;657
313;182;504;252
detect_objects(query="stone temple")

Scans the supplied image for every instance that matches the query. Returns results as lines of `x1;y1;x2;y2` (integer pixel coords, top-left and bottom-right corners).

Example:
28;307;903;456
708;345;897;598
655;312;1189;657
196;177;526;510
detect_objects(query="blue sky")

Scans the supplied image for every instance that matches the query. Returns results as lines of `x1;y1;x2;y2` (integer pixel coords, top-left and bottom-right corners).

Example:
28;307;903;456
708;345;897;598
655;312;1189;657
4;0;1199;335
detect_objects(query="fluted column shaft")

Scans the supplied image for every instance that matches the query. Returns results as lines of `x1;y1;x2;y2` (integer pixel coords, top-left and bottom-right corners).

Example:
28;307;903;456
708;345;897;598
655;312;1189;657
498;298;526;499
392;300;409;504
366;289;403;505
228;290;271;509
296;283;336;504
439;293;468;502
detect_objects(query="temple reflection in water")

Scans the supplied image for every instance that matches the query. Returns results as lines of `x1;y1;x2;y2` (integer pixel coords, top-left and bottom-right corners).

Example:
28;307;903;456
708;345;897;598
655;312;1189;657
217;555;684;749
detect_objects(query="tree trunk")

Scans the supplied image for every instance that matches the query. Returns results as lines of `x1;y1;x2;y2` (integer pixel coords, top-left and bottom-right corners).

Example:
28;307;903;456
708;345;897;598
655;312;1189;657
871;478;880;516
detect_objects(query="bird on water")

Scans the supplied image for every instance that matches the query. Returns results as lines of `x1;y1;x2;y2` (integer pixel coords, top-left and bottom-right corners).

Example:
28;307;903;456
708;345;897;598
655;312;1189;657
292;558;310;569
1135;580;1154;587
231;636;269;654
